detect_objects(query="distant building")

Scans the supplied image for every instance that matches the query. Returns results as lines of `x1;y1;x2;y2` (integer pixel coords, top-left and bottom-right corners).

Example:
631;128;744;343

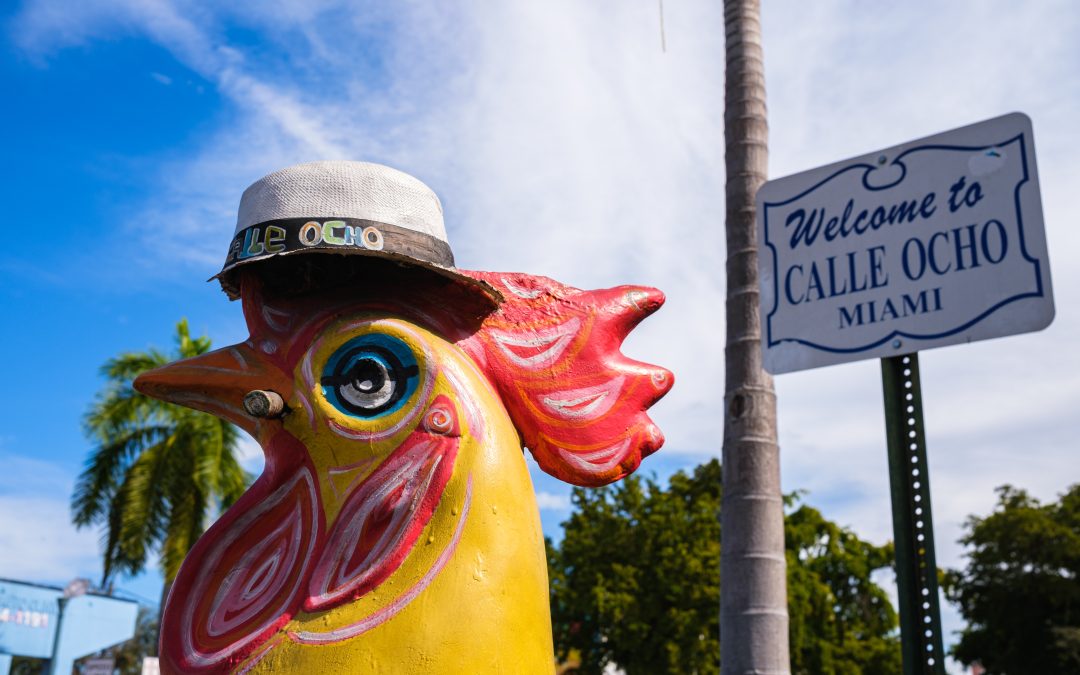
0;578;137;675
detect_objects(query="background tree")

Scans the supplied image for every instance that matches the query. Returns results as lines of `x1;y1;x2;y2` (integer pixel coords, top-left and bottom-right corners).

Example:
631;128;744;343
9;656;45;675
548;460;900;674
721;0;788;671
944;484;1080;674
551;461;723;674
786;503;900;674
73;319;248;612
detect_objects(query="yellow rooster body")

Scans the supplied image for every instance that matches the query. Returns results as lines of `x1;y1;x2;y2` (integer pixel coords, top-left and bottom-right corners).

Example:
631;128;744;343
271;321;554;672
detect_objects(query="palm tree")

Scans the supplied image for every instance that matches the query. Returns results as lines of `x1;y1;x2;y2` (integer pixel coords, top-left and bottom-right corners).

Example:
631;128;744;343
721;1;790;673
73;319;248;612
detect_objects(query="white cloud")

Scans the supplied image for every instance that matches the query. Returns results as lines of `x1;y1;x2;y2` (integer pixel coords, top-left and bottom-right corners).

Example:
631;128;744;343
534;491;571;512
0;454;101;583
234;434;265;474
0;495;101;582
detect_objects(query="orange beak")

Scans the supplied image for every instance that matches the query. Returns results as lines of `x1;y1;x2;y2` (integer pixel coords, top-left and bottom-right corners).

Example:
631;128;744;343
133;343;294;438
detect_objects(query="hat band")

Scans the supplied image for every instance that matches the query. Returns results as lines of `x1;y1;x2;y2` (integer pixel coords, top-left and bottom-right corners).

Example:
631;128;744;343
221;217;455;273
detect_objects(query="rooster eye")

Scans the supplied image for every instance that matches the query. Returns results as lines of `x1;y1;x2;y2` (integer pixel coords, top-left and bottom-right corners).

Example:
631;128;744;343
321;335;419;418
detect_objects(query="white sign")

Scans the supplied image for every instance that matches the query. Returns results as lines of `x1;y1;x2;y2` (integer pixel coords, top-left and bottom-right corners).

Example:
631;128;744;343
141;657;160;675
757;113;1054;374
82;658;115;675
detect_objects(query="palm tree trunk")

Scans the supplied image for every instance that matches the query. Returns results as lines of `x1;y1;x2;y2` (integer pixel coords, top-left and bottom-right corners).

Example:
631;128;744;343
720;1;790;673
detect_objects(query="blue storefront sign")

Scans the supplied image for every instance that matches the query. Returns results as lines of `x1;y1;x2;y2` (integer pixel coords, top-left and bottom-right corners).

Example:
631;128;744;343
0;580;59;660
0;578;137;675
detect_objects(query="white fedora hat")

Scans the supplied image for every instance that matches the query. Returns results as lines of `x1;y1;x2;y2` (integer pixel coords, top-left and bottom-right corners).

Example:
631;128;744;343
215;160;499;304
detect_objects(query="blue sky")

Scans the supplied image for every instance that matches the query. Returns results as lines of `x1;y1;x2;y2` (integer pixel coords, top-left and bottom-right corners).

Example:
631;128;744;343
2;0;1079;663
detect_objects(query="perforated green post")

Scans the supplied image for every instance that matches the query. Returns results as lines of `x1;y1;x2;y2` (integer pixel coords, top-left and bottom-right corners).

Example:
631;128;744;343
881;353;945;675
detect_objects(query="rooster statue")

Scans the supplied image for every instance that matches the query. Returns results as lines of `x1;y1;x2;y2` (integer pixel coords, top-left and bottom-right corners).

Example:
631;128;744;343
135;161;672;674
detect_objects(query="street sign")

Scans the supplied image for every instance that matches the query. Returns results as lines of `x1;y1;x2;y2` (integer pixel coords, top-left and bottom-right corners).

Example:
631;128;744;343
81;657;114;675
757;112;1054;374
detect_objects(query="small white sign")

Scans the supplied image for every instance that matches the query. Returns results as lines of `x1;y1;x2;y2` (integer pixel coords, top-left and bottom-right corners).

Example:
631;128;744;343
757;113;1054;374
82;658;115;675
141;657;160;675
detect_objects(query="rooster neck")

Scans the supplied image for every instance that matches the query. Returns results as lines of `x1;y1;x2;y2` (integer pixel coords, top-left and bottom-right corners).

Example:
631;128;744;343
240;382;554;674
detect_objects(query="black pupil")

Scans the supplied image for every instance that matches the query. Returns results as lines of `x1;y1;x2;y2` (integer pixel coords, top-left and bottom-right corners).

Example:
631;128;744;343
321;343;419;418
350;359;385;394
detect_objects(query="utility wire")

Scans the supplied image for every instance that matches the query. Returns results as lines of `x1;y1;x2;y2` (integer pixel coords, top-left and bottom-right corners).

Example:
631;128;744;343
658;0;667;52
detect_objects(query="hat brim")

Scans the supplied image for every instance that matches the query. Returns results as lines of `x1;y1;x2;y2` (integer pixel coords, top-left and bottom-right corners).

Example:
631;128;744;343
212;247;503;308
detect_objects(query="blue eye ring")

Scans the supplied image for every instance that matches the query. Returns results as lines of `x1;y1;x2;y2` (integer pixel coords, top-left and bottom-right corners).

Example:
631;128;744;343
320;334;420;418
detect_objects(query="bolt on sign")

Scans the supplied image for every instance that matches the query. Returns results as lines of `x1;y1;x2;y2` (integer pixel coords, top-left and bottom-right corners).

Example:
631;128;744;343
757;113;1054;374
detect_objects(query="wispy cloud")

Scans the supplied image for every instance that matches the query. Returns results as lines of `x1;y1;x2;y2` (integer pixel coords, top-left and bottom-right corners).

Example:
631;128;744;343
535;491;571;512
234;434;265;474
0;453;101;582
0;495;101;581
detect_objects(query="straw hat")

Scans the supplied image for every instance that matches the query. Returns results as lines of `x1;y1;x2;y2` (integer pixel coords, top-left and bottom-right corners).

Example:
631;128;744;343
215;160;499;304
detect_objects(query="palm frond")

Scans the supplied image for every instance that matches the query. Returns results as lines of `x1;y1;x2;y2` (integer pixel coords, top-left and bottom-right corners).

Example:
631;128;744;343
84;377;172;442
72;425;172;527
101;349;170;382
114;438;175;570
101;492;126;586
78;318;249;589
175;318;213;359
161;481;209;583
216;427;251;507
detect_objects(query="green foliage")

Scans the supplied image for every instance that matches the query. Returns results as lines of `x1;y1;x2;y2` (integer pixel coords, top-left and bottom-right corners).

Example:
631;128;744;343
9;656;46;675
944;484;1080;674
786;503;900;674
73;319;249;587
548;459;900;674
550;461;722;675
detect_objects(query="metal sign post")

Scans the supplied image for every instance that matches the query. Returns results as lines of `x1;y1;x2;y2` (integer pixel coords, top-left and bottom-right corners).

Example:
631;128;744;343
881;354;945;674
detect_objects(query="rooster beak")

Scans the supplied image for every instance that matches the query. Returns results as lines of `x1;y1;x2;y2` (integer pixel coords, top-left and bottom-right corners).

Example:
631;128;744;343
133;343;292;437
